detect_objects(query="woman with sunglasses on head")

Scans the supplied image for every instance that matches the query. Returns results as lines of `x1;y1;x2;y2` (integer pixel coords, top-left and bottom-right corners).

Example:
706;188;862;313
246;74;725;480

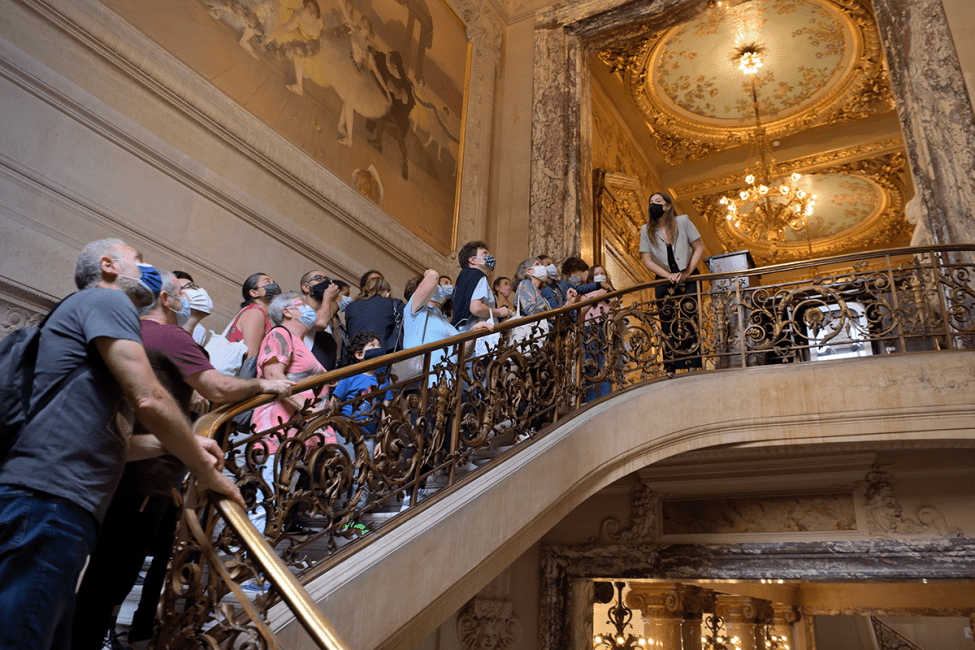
639;192;705;372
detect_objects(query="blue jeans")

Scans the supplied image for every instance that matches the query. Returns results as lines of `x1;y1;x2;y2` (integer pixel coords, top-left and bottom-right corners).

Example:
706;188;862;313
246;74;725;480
0;485;98;650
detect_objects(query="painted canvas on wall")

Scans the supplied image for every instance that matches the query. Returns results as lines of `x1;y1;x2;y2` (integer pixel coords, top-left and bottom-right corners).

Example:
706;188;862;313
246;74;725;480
100;0;469;255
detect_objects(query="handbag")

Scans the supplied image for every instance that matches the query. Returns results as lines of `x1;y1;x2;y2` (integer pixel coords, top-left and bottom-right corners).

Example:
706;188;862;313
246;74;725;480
389;307;431;382
507;299;551;356
202;329;249;376
231;326;292;433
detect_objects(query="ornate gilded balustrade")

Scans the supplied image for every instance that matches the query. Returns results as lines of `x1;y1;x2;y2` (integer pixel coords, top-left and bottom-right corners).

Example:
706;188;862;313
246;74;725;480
156;245;975;649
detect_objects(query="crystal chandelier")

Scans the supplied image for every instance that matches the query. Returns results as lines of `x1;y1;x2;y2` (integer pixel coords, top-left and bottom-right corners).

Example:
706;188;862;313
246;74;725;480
719;44;817;251
593;582;654;649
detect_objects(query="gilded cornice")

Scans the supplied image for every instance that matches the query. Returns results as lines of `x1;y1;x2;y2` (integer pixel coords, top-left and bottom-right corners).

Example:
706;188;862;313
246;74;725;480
672;136;905;198
598;0;895;165
693;151;912;264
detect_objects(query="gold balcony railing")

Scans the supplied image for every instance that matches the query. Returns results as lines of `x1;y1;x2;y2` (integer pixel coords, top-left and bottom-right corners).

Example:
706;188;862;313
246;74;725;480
155;245;975;649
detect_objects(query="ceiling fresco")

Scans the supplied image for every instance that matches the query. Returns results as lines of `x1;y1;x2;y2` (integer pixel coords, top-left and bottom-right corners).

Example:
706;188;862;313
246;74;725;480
593;0;912;267
653;0;853;123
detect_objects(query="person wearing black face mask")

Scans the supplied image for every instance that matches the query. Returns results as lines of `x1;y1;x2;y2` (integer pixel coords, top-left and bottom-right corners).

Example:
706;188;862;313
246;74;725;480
228;272;281;359
639;192;706;372
330;331;393;459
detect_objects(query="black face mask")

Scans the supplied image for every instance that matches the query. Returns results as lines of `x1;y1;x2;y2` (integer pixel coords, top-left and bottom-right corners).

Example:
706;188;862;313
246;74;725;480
649;203;666;220
362;347;383;360
261;282;282;298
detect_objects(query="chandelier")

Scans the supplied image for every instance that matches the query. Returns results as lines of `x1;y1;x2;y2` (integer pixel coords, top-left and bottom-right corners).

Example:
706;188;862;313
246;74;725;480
593;582;654;649
764;624;791;650
702;614;741;650
719;43;817;251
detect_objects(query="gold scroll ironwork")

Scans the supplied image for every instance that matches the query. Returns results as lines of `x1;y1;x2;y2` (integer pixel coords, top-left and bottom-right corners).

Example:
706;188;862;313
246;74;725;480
156;245;975;649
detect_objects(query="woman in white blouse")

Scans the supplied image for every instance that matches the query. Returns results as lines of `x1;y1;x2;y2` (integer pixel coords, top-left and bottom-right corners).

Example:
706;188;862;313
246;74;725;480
639;192;705;371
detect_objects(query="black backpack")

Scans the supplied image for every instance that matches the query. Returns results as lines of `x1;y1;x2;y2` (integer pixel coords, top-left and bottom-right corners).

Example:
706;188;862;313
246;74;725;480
0;297;84;459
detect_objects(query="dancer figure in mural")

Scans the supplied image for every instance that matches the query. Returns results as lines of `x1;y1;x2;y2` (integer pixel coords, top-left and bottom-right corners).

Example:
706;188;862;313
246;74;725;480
411;78;460;169
367;50;415;179
263;0;325;95
264;0;392;147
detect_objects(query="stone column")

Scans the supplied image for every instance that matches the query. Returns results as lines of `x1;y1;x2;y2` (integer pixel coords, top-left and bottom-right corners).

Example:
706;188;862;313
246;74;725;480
713;594;772;650
871;0;975;252
627;584;709;650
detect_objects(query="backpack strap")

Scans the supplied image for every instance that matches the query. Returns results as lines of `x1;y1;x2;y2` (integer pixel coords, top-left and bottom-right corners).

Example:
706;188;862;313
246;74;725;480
20;293;82;428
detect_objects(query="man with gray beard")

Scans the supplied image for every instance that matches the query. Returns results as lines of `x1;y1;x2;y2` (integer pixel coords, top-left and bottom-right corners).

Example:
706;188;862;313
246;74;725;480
0;239;246;650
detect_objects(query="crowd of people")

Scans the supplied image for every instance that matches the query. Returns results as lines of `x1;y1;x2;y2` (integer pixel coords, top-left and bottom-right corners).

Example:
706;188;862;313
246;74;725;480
0;190;702;650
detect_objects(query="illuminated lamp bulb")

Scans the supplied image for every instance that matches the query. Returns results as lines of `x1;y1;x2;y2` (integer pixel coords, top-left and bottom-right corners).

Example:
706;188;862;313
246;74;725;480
595;636;603;644
745;174;755;184
740;191;749;200
719;196;728;205
639;639;647;646
791;172;801;182
759;185;769;195
779;185;789;195
617;636;625;644
797;190;806;198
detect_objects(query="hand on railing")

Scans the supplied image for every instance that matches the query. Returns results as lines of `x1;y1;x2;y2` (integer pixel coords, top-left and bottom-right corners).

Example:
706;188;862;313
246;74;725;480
156;245;975;650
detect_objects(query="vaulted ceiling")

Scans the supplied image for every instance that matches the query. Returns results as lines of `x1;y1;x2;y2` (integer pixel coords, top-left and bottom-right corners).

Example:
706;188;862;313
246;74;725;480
592;0;914;265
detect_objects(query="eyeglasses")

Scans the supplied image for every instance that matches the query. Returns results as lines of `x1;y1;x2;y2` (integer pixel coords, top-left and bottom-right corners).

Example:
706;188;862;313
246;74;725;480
181;282;200;290
308;275;327;284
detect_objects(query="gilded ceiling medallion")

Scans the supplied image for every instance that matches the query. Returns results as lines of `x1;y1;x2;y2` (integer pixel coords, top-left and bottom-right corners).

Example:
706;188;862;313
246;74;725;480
693;152;911;264
601;0;892;164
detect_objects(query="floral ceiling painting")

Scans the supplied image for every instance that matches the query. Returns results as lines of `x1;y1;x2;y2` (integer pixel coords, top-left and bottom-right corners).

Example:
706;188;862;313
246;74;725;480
98;0;470;255
594;0;911;266
653;0;853;123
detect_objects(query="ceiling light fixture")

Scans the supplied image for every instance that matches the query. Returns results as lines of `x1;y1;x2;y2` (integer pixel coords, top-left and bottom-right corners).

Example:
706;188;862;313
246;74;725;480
719;44;817;254
702;613;741;650
594;582;654;649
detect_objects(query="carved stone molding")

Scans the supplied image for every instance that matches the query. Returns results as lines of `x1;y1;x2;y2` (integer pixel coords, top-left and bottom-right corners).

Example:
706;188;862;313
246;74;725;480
450;0;504;255
11;0;501;272
859;463;963;539
672;137;905;198
593;479;659;545
457;594;519;650
0;274;56;340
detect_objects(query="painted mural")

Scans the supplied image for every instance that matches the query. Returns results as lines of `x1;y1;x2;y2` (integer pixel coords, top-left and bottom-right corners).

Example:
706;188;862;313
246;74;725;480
99;0;469;255
653;0;852;122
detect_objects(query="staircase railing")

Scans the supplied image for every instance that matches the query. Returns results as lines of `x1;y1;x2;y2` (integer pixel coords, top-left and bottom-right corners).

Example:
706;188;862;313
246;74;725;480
871;616;925;650
156;245;975;649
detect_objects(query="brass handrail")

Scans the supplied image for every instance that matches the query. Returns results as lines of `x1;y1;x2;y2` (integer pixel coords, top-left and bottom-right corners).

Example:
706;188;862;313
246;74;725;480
156;245;975;649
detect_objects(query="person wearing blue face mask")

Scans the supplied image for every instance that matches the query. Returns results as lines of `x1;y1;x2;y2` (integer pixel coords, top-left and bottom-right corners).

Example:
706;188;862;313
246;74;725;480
70;272;292;650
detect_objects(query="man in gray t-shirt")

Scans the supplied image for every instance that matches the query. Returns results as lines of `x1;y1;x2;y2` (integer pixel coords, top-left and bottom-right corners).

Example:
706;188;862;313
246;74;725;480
0;239;246;650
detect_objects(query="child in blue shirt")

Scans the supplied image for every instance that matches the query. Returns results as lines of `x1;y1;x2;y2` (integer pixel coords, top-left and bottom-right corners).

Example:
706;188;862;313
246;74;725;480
331;331;393;457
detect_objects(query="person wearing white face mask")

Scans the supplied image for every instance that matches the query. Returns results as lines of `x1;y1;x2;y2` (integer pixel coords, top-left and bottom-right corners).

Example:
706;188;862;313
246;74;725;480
513;258;553;317
536;254;580;311
70;272;292;650
172;273;214;345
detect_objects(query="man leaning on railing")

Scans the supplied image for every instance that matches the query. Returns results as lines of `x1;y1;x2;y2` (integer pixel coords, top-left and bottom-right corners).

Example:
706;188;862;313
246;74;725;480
0;239;248;650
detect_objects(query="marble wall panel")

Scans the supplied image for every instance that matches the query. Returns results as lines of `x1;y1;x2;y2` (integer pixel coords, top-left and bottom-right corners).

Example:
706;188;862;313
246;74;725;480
661;493;858;535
